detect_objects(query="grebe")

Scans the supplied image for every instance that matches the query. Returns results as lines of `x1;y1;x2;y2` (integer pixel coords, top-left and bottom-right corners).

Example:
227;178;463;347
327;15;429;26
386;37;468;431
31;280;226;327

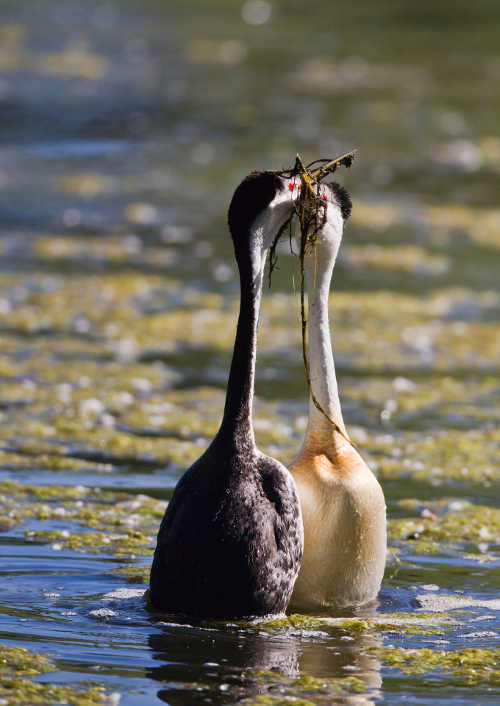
289;181;386;610
150;171;303;618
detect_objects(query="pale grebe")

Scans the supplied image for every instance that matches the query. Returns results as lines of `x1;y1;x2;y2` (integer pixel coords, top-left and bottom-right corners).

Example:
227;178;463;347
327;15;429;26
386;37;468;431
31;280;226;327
289;179;386;610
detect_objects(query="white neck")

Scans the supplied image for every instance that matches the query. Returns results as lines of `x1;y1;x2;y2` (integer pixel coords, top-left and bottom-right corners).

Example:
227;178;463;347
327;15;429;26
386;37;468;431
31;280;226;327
303;225;346;439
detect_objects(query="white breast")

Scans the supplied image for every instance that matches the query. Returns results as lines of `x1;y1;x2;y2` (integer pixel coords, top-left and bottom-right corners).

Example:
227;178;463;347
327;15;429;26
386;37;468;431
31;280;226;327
290;457;386;610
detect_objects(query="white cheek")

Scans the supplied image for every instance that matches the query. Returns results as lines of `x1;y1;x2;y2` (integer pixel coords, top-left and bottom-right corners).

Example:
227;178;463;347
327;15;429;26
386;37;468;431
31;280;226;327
324;212;344;244
251;182;344;261
258;188;295;247
308;205;344;259
268;185;294;212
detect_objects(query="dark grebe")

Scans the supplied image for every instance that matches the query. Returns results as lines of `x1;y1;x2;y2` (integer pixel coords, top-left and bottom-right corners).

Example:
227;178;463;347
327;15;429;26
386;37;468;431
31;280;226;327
150;172;303;618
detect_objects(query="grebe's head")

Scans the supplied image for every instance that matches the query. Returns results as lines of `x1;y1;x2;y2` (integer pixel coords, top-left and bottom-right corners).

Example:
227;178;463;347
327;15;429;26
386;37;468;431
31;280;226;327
227;165;352;276
228;171;299;277
228;171;296;248
316;181;352;262
322;181;352;252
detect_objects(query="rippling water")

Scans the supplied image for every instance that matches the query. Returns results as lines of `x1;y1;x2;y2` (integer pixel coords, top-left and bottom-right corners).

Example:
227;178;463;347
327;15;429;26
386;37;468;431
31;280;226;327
0;1;499;704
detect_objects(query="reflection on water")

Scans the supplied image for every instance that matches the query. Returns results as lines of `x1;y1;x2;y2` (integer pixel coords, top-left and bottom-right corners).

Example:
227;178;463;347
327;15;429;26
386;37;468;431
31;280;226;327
0;0;499;704
149;627;301;705
148;617;383;705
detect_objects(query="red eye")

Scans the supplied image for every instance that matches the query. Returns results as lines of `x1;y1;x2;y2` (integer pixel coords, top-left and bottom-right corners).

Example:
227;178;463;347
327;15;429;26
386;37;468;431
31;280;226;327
288;182;294;191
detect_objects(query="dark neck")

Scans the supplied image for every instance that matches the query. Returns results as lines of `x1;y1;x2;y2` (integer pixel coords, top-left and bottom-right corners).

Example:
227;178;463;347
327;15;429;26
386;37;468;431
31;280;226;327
217;258;263;451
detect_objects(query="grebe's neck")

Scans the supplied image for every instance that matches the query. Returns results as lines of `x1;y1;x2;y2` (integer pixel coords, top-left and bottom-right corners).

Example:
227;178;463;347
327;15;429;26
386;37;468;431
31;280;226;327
217;241;266;451
303;241;346;443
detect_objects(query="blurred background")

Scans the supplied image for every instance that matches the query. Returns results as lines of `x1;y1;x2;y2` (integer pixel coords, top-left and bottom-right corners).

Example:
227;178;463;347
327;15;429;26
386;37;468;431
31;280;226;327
1;0;500;293
0;1;499;705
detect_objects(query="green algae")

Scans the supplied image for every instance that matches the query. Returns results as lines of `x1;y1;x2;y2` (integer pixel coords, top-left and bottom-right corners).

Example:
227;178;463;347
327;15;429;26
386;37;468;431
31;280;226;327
0;646;52;677
0;645;110;706
369;428;499;486
225;611;450;637
56;174;115;199
293;675;366;694
1;270;499;372
244;698;315;706
0;481;165;557
1;269;499;486
389;499;500;555
344;374;500;425
343;243;450;276
1;350;497;483
0;679;110;706
261;614;374;633
107;564;150;583
371;647;500;685
351;199;500;250
0;27;108;82
26;528;151;557
240;672;367;705
1;481;92;501
38;41;109;81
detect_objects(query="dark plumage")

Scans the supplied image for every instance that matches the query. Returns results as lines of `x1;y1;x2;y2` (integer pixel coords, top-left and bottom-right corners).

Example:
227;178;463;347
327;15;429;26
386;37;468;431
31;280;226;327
149;171;303;619
150;448;302;618
329;182;352;222
228;171;283;247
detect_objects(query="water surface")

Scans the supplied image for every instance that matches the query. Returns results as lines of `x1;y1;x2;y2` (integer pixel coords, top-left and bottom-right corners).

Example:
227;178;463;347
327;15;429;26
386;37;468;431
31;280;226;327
0;1;499;704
